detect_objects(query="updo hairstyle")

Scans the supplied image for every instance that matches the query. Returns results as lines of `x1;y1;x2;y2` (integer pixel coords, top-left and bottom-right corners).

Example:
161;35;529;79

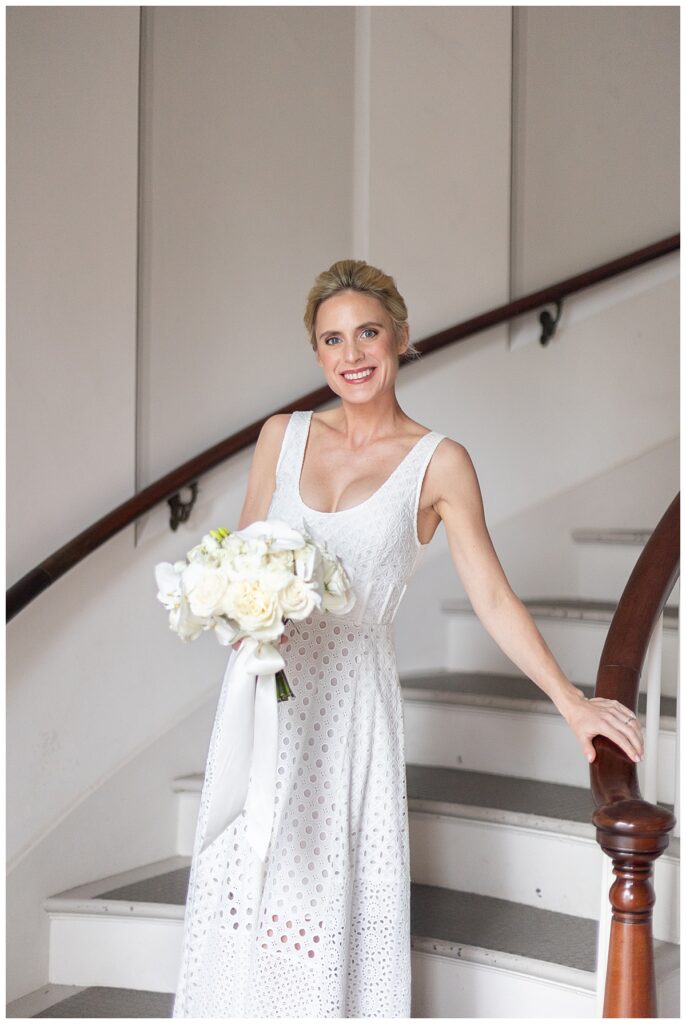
303;259;421;362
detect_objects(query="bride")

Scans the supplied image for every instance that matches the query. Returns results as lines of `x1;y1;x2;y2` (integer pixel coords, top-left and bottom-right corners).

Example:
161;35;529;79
174;259;644;1018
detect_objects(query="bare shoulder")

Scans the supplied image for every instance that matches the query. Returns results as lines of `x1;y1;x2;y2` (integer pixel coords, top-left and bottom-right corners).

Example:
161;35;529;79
256;413;291;460
425;435;481;511
237;414;291;528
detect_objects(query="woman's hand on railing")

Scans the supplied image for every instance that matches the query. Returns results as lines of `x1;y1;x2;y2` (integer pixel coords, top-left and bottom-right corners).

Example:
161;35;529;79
231;633;289;652
561;688;645;764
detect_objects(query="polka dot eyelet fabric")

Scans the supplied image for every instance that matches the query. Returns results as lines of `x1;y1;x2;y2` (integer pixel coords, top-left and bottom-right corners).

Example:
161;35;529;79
172;411;441;1017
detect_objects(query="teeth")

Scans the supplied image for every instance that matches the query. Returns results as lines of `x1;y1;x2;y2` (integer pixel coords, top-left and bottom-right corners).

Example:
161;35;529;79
343;368;374;380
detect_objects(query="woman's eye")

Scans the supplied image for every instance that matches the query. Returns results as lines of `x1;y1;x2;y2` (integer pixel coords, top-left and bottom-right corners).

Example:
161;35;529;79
325;336;342;345
361;329;377;339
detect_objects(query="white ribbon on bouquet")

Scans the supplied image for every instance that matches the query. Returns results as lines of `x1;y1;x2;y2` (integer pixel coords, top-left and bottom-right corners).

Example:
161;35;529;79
200;636;285;861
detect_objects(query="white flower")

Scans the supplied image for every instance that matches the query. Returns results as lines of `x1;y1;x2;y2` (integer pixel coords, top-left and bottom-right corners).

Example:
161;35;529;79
279;576;321;620
322;558;356;614
293;540;321;582
169;599;211;642
225;578;283;641
186;533;223;565
181;562;229;618
213;616;241;646
155;561;183;610
258;563;294;594
235;519;305;552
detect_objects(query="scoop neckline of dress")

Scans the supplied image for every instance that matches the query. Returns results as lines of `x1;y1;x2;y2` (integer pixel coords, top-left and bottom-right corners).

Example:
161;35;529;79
296;409;436;516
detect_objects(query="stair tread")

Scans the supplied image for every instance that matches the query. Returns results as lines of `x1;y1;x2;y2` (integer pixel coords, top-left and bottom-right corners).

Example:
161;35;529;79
411;882;597;973
71;866;604;974
442;595;679;625
571;528;653;544
398;670;677;719
407;764;595;822
32;987;174;1018
172;763;676;839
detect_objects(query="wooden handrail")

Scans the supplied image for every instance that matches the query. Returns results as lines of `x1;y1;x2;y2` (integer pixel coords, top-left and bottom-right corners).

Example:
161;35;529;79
6;233;678;621
590;492;679;1017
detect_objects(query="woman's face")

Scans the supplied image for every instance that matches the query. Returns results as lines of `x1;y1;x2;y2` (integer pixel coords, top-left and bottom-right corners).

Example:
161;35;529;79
313;290;408;402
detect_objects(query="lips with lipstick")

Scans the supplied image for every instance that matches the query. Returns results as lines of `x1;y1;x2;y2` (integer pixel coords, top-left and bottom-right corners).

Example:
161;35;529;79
340;367;376;383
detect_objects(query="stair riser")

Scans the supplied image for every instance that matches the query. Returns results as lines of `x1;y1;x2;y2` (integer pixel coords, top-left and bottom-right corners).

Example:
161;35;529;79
575;546;680;605
409;813;679;944
45;911;598;1016
403;702;677;803
411;950;595;1018
48;913;182;992
445;617;678;698
414;945;676;1018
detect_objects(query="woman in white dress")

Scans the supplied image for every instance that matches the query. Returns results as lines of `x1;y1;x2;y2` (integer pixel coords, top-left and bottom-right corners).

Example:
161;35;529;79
172;259;645;1018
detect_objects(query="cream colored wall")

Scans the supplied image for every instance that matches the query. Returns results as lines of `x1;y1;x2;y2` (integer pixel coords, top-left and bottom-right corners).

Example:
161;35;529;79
6;7;140;582
511;6;678;295
6;6;679;1003
137;6;355;485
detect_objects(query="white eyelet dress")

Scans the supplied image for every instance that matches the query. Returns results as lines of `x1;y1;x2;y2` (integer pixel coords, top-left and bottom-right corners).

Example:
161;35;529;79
172;409;446;1019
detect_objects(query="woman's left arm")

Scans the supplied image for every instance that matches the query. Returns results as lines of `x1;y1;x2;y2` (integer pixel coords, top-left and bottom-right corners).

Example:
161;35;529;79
431;440;644;765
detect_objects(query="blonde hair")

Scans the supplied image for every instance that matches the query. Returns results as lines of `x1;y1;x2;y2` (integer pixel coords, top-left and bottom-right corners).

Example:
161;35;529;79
303;259;421;361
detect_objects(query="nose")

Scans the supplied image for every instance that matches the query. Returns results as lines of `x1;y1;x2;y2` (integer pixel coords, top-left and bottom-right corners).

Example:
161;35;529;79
341;335;364;361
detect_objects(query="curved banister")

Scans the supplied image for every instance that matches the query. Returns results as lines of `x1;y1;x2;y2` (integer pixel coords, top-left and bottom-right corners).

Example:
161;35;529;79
6;233;679;621
590;492;679;1017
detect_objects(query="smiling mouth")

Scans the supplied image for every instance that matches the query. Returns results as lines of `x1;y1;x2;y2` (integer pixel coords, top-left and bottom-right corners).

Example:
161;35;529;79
341;367;376;382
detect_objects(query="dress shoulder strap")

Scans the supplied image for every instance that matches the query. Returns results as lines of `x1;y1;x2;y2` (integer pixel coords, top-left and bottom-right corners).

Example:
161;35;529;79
275;410;308;481
409;430;447;540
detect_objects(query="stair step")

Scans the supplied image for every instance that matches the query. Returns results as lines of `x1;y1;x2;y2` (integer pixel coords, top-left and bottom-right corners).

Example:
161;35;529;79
571;528;653;545
411;883;597;973
399;669;677;720
31;986;174;1018
49;861;601;974
44;861;679;991
442;596;679;629
173;762;676;839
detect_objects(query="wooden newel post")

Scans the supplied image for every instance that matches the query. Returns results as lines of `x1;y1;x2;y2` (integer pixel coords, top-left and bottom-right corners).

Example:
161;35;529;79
593;799;676;1018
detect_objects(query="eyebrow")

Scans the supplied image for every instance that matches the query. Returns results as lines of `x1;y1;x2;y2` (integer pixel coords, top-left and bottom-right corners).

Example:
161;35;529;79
318;321;385;340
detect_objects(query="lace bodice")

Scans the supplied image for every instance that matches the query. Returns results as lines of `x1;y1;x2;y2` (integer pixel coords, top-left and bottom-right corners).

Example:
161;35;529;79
268;410;446;627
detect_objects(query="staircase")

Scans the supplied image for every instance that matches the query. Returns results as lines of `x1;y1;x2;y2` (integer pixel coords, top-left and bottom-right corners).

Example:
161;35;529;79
8;529;680;1018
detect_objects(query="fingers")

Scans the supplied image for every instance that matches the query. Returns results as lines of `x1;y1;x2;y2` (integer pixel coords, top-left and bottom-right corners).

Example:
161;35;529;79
586;698;644;761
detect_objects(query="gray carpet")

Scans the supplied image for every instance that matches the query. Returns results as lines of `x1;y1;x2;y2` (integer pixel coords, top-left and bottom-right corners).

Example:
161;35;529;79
400;670;677;718
411;883;597;973
34;987;174;1018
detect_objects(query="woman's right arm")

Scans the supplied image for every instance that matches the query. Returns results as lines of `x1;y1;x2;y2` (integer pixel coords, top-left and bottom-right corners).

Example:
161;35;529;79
232;413;291;651
236;413;290;530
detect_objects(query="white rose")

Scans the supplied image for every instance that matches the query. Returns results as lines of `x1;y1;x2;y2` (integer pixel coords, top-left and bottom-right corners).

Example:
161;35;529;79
182;562;229;618
225;579;283;641
258;563;294;594
279;577;322;620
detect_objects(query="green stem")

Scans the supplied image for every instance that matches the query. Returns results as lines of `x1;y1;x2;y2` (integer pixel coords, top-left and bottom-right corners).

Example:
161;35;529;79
275;669;295;702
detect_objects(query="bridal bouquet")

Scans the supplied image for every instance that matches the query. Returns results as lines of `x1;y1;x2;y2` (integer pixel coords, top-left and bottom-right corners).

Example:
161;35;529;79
154;519;356;702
